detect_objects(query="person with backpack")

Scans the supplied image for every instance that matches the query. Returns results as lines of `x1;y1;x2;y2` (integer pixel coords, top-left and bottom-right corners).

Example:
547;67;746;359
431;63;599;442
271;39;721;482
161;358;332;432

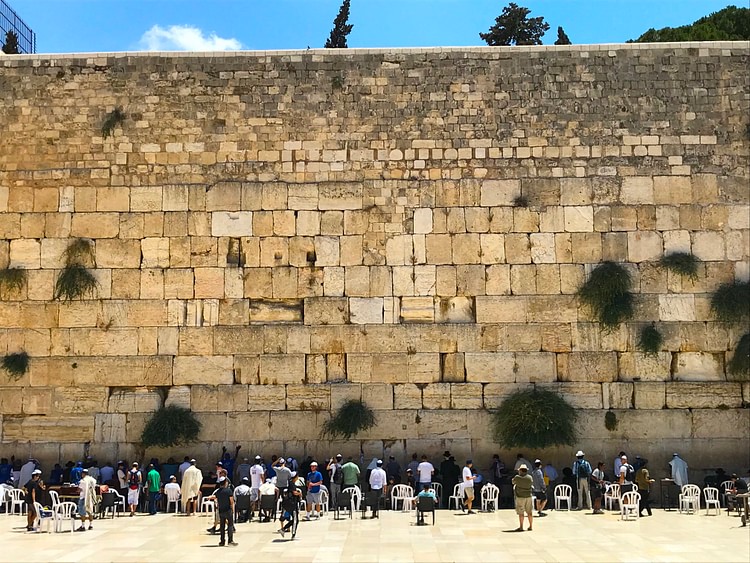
127;462;142;516
572;451;592;511
618;455;636;494
327;454;343;509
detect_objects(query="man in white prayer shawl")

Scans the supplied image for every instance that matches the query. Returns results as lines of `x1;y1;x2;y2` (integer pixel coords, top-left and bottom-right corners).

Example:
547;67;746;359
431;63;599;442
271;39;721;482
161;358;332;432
181;459;203;515
669;453;689;487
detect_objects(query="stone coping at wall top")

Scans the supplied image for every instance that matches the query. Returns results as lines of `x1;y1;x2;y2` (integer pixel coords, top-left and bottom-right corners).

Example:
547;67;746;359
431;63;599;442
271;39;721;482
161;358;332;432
1;41;748;64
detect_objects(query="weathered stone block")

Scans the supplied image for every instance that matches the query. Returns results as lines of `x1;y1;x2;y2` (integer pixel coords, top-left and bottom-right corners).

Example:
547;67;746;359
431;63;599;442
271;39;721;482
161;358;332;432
108;388;163;413
393;384;422;409
286;384;331;410
618;352;671;381
666;382;742;409
627;231;663;262
247;384;286;410
95;413;127;443
673;352;725;381
304;297;348;325
173;356;234;385
211;211;252;236
349;297;383;324
3;415;94;442
164;385;190;409
475;296;527;323
330;383;362;410
259;354;305;384
450;383;483;409
559;352;618;382
602;382;634;409
362;383;394;410
633;382;665;409
465;352;515;383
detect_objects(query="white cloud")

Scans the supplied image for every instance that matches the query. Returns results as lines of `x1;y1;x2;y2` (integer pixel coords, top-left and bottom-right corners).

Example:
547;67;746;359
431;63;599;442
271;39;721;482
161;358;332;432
138;25;242;51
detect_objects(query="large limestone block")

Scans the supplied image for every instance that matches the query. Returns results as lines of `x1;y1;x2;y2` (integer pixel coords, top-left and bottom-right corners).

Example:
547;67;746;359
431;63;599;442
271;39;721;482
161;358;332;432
368;354;408;384
349;298;384;324
609;409;693;440
400;297;435;323
441;353;466;383
304;297;348;325
564;206;594;232
108;388;163;413
361;383;393;410
191;385;220;412
548;382;603;409
527;295;577;322
96;239;142;268
394;384;422;409
94;413;126;443
620;177;654;204
358;409;412;441
416;410;469;439
666;382;742;409
69;328;139;356
173;356;234;385
195;413;229;442
247;384;286;410
211;211;253;236
260;354;305;384
514;352;557;382
659;295;696;321
413;208;433;234
617;352;671;381
480;180;520;206
602;382;634;409
22;388;52;415
421;383;451;409
214;327;264;354
164;385;191;409
9;238;41;269
3;415;94;442
452;233;481;264
306;354;327;384
627;231;663;262
319;183;362;210
0;388;22;414
559;352;618;382
250;299;303;324
330;383;362;410
226;411;271;442
673;352;724;381
286;384;331;411
408;353;441;383
269;411;324;440
450;383;483;409
633;382;665;409
465;352;516;383
435;297;475;323
692;409;749;438
475;296;527;323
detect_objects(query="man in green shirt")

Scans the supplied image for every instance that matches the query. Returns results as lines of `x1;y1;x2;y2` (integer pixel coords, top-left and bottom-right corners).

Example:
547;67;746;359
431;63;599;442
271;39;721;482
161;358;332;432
512;464;534;532
147;464;161;515
341;456;361;488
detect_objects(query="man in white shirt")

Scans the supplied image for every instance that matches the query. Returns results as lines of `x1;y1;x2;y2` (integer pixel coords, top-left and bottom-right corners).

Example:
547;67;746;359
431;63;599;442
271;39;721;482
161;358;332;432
164;475;181;495
368;460;387;518
613;451;626;478
416;455;434;491
514;453;532;473
249;456;265;519
462;460;477;514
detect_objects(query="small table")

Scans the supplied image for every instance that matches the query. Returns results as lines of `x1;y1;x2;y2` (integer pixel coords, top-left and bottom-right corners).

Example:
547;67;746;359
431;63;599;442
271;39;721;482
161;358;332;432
659;479;679;510
735;492;749;526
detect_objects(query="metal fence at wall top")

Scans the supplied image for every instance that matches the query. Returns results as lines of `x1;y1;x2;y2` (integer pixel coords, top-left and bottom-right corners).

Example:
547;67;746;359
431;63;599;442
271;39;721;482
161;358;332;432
0;0;35;54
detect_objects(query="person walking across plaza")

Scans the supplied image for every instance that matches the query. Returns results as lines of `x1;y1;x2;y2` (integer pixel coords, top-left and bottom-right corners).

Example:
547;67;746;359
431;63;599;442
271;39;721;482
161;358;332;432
461;459;477;514
207;477;237;547
635;460;655;516
146;463;161;515
572;451;592;511
76;468;97;531
512;464;534;531
531;459;547;517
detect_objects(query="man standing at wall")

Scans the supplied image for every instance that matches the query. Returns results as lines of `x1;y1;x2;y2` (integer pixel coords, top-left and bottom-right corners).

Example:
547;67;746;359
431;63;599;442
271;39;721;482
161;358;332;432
305;461;323;520
368;459;387;518
416;455;434;492
531;459;547;517
327;454;343;508
146;464;161;515
572;451;592;511
181;459;202;516
127;462;142;517
341;456;360;489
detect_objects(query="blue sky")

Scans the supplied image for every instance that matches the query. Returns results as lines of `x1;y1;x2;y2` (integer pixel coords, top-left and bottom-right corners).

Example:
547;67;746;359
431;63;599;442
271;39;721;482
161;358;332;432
9;0;737;53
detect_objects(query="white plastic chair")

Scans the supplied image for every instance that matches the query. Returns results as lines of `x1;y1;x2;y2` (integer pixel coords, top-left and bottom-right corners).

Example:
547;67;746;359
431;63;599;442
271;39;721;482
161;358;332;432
703;487;721;516
33;501;54;532
555;484;573;511
111;489;126;515
481;483;499;512
200;496;215;515
320;489;329;516
48;490;60;508
391;484;414;511
53;502;77;533
620;491;641;521
604;483;621;511
430;482;443;506
7;489;26;515
342;486;361;512
165;487;181;513
448;484;463;510
679;484;700;514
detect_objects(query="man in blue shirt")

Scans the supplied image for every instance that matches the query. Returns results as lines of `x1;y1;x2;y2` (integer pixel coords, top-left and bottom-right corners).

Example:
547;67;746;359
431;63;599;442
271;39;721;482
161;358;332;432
305;461;323;520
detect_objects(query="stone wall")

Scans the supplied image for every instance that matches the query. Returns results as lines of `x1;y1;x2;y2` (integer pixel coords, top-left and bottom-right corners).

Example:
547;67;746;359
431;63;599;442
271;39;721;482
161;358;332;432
0;43;748;477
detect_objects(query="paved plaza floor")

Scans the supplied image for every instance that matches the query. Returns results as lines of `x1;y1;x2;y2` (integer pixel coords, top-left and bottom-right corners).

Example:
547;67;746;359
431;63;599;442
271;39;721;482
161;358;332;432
2;505;748;562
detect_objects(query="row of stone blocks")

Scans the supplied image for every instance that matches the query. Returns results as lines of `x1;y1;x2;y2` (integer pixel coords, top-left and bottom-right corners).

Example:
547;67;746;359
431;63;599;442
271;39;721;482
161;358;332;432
1;403;748;446
2;380;746;416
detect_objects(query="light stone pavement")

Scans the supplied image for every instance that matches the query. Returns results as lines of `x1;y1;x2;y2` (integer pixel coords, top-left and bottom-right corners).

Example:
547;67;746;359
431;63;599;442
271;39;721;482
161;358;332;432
2;506;748;563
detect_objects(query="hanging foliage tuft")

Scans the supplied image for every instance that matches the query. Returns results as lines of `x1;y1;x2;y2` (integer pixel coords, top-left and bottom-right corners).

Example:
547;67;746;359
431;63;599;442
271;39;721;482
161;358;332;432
322;399;376;440
577;262;634;331
141;405;201;448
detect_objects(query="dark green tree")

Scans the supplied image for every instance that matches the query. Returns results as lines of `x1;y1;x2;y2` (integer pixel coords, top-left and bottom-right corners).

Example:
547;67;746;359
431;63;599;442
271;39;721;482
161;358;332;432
554;26;572;45
325;0;354;48
630;5;750;42
480;2;550;46
2;30;20;54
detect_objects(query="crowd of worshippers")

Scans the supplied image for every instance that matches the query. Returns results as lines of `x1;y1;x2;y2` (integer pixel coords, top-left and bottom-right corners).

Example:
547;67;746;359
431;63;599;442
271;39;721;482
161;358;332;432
2;447;749;532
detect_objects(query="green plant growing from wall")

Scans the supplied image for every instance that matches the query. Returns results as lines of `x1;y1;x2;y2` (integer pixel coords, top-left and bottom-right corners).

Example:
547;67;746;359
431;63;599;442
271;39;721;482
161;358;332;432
141;405;202;448
101;107;126;139
710;281;750;323
2;351;29;379
728;333;749;379
638;323;664;356
0;267;27;299
604;410;618;431
659;252;699;281
492;387;577;448
54;239;98;301
577;261;634;331
322;399;376;440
